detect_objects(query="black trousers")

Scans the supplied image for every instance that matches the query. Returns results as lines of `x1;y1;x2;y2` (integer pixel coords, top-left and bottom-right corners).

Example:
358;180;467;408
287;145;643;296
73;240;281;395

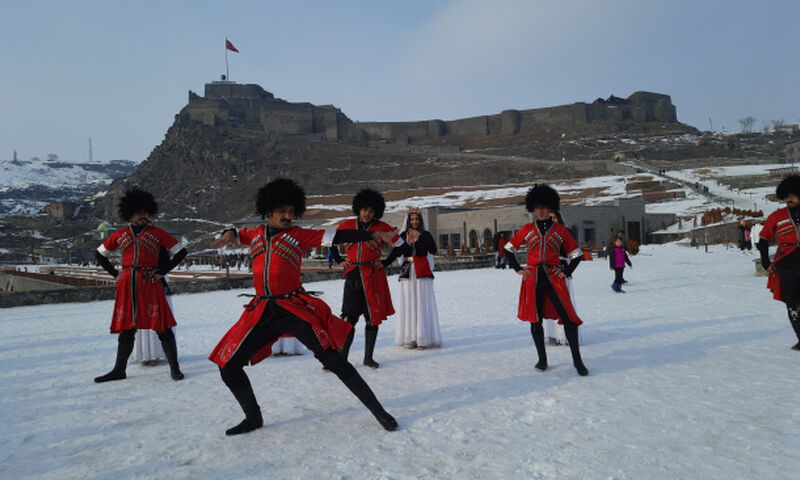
614;267;625;284
341;269;373;325
223;302;339;373
534;267;573;324
778;269;800;308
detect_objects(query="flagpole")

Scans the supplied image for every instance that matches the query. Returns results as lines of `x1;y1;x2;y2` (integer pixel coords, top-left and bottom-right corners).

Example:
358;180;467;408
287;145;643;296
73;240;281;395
225;39;229;81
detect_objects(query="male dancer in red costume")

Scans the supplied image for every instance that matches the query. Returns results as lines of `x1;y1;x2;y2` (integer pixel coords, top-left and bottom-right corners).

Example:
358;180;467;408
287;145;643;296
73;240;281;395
758;175;800;350
504;184;589;376
331;189;402;368
209;179;398;435
95;188;187;382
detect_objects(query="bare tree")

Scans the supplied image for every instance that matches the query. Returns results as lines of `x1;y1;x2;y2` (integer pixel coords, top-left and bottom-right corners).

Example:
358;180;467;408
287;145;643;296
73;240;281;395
46;153;59;162
738;116;756;133
771;118;786;130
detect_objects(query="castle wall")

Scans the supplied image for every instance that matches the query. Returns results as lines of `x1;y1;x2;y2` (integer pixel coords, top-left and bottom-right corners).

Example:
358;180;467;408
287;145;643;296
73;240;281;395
188;82;680;144
356;121;432;142
260;106;314;134
500;110;521;135
519;103;588;130
626;91;677;122
204;82;274;100
446;116;488;137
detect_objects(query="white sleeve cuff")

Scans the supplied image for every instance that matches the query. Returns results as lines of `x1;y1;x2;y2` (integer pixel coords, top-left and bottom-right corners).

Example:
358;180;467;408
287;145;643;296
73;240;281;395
97;244;111;257
321;229;337;247
504;243;517;253
393;236;405;247
567;248;582;260
169;243;185;255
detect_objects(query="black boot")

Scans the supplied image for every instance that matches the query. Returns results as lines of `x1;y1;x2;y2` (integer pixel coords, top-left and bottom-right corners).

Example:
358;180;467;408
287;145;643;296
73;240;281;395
325;319;357;372
220;366;263;436
322;351;397;431
340;327;356;362
363;325;380;369
530;322;548;372
788;306;800;351
564;322;588;376
158;328;184;381
95;329;135;383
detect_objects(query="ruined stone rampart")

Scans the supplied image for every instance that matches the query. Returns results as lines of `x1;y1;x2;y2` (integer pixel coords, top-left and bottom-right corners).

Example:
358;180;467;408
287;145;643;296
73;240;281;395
184;82;679;145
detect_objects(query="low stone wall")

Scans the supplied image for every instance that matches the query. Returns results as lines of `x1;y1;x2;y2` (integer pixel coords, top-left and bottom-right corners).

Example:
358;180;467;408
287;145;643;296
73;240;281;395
0;272;71;293
0;276;254;309
0;255;501;308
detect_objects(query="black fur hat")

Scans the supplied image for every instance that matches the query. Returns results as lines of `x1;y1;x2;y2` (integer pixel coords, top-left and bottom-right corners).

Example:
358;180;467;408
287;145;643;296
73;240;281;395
776;175;800;200
525;184;560;212
118;187;158;221
352;188;386;219
256;178;306;218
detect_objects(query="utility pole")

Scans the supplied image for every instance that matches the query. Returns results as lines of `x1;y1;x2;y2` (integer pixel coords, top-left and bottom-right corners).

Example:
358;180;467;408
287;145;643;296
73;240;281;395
88;138;93;163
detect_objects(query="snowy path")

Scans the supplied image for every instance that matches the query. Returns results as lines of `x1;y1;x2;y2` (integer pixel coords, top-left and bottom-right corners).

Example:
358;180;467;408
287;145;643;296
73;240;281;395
1;243;799;479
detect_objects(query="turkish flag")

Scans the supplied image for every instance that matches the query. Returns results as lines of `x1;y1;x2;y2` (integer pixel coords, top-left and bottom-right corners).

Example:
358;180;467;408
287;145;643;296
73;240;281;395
225;39;239;53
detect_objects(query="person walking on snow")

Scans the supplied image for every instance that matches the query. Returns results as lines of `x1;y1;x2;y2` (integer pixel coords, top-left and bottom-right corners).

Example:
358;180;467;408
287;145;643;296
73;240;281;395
757;175;800;351
504;184;589;376
610;237;632;293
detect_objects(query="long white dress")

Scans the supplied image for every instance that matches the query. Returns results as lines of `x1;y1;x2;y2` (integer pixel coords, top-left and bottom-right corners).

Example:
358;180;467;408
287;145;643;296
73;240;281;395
395;263;442;348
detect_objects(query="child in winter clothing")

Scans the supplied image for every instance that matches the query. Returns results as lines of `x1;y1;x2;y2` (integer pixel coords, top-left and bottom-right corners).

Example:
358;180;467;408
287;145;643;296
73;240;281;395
610;238;632;292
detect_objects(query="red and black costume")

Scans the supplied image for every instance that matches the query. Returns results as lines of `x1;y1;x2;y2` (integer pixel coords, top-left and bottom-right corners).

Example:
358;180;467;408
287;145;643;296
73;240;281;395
758;176;800;351
94;188;187;383
504;184;589;376
212;179;397;436
330;189;402;368
98;225;183;332
209;225;350;367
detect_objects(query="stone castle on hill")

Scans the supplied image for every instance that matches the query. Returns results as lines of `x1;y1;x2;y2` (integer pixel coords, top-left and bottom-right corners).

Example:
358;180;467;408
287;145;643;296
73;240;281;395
185;82;678;144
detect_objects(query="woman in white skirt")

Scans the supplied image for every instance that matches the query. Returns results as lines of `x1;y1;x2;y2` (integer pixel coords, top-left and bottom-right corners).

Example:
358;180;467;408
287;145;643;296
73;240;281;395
542;211;582;346
384;208;441;349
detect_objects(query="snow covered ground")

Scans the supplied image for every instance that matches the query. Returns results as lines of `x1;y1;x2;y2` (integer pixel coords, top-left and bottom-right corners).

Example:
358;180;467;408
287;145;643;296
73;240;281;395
2;242;799;479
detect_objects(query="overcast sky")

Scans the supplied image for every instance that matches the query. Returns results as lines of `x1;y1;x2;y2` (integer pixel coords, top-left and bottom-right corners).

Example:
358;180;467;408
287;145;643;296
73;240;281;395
2;0;798;164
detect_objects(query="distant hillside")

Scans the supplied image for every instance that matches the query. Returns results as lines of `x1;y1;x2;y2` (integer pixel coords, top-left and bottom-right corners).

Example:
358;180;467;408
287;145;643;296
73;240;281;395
0;158;137;217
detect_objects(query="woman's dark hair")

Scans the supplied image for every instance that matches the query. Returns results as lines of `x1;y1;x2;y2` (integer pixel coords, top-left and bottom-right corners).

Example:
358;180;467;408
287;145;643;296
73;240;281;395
256;178;306;218
407;210;425;231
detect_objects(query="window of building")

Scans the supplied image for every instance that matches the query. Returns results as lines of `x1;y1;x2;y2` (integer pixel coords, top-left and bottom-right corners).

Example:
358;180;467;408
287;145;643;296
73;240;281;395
450;233;461;248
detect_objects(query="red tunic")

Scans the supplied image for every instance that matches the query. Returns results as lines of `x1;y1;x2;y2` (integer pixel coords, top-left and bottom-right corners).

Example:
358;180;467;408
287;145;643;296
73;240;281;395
97;225;182;333
209;225;352;368
760;207;800;302
505;222;583;325
337;219;402;325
